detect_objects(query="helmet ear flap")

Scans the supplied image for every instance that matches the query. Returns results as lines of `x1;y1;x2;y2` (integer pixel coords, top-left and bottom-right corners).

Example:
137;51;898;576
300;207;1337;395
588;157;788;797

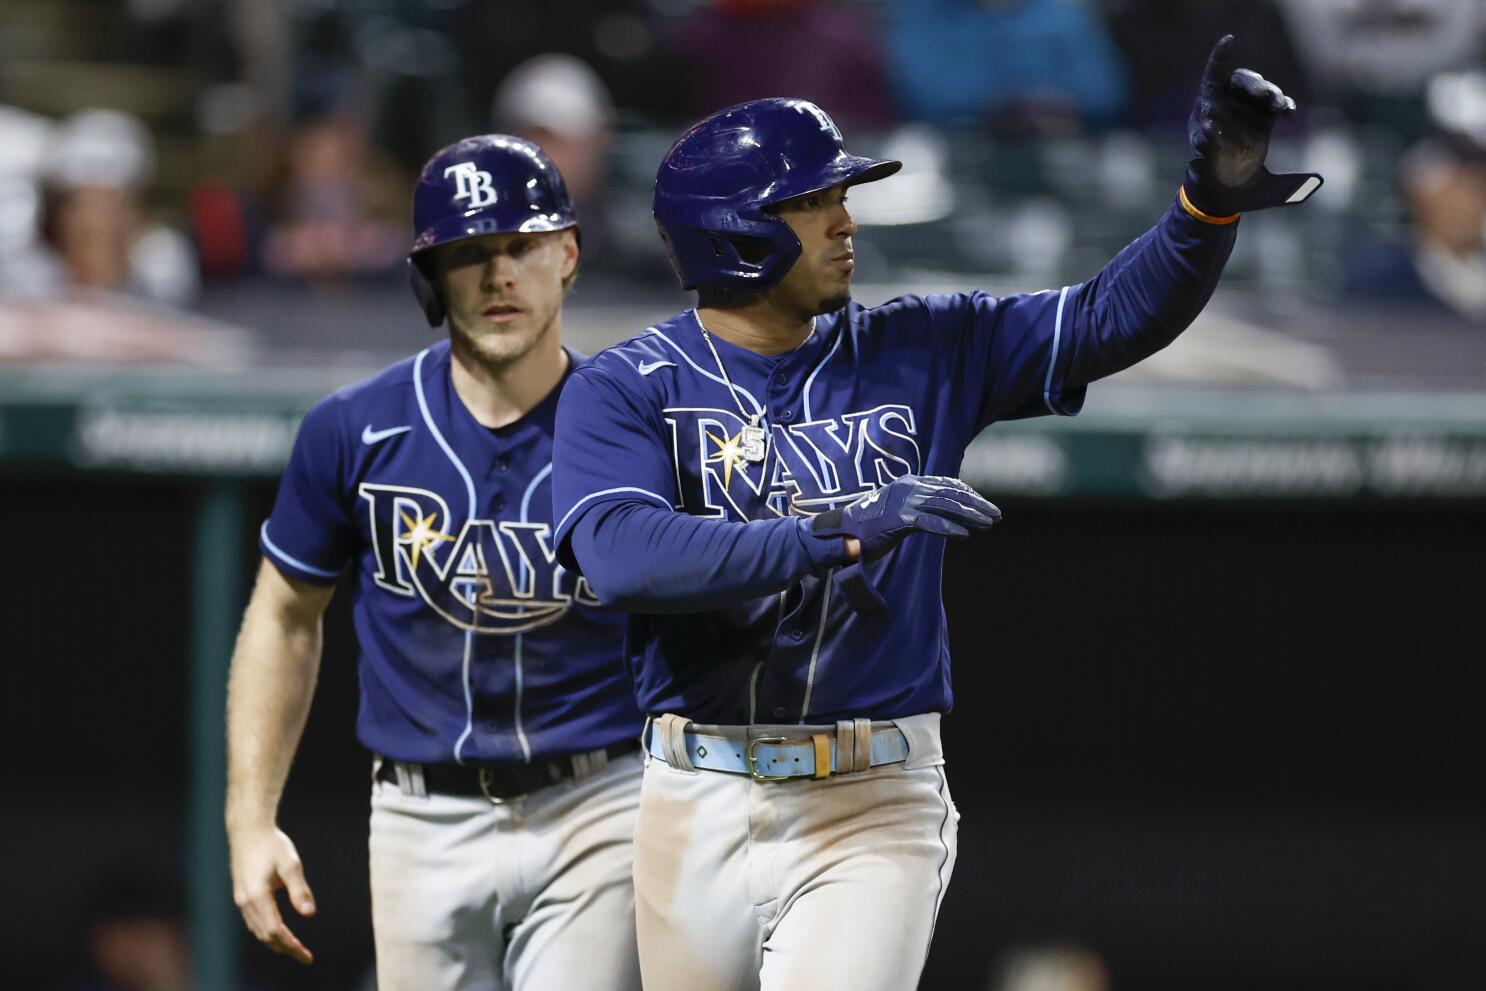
654;217;802;291
408;256;445;328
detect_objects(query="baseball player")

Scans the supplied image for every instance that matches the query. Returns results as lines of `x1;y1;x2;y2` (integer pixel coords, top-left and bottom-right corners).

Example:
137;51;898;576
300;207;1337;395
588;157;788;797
225;136;644;990
549;38;1319;990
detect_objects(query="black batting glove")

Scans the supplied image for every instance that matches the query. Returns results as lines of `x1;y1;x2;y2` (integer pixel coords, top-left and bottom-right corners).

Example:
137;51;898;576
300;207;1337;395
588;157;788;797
1183;34;1322;219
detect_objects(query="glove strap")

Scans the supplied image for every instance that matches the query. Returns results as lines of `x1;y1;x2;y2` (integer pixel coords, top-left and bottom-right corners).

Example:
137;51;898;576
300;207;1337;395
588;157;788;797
1179;185;1239;225
1185;167;1324;216
833;561;886;615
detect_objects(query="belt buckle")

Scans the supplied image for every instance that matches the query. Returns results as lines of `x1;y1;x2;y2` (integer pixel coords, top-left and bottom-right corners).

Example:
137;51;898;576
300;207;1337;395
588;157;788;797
745;733;831;782
478;767;512;804
745;737;796;782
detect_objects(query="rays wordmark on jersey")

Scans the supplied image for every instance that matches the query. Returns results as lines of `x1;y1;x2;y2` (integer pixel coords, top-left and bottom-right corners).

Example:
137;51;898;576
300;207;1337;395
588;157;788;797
665;403;922;520
359;483;598;634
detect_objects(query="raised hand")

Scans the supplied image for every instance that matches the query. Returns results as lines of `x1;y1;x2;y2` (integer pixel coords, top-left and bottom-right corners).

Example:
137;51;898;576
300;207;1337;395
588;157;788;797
1183;34;1323;218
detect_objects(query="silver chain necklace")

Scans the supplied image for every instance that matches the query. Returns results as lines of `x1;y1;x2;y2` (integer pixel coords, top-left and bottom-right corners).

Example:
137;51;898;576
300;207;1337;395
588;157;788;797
697;323;768;462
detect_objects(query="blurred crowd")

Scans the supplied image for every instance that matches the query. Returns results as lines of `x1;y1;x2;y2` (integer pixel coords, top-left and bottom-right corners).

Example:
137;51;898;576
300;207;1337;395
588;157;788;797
2;0;1486;331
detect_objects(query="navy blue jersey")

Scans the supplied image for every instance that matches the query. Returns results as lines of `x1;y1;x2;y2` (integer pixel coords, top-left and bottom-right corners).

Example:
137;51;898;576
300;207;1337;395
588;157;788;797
262;341;642;764
552;290;1080;724
552;202;1235;724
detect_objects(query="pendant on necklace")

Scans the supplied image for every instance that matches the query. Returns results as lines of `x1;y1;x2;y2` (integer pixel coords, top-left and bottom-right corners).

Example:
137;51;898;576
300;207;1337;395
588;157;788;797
740;417;767;462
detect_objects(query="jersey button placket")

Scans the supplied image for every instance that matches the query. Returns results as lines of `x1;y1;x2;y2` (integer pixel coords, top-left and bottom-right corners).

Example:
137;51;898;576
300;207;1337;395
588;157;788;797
487;447;508;514
766;364;798;427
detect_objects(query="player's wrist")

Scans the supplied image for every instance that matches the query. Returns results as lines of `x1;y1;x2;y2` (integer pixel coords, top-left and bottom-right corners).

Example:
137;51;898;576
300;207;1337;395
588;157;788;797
798;516;857;570
1179;182;1241;225
225;802;278;836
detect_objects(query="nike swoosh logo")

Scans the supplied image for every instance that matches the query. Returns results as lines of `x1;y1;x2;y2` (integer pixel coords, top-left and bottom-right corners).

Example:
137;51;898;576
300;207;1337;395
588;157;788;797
637;360;676;376
361;424;412;445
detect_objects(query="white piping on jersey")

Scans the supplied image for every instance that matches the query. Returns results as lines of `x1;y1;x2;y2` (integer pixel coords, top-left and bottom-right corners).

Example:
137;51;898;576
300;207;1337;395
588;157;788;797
555;486;672;538
512;633;533;762
752;589;789;723
517;463;553;588
797;567;835;722
646;318;764;417
801;326;844;422
520;463;553;523
413;348;481;765
747;662;763;724
414;348;477;518
508;464;550;765
452;625;476;765
259;522;341;579
1043;286;1071;415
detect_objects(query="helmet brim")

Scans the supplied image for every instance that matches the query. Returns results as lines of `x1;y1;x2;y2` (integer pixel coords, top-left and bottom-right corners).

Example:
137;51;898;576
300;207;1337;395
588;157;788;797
762;155;902;210
410;212;577;257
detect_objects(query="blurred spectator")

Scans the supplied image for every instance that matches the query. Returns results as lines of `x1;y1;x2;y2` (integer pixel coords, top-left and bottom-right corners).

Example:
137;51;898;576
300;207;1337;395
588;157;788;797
60;874;193;991
1100;0;1309;131
493;53;678;282
1344;70;1486;319
34;110;199;306
670;0;895;129
0;105;53;179
883;0;1129;134
1347;138;1486;317
259;69;407;285
492;54;624;273
494;54;614;226
0;105;60;294
989;944;1110;991
1275;0;1486;99
450;0;687;124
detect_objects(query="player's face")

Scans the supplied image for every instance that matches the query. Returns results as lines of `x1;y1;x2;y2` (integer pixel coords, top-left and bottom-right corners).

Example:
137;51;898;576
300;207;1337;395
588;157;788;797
770;184;858;317
435;230;579;365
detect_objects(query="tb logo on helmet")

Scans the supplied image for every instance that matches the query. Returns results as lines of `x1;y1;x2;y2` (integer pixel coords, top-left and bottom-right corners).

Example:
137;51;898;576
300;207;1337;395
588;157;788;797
797;100;843;140
444;162;499;209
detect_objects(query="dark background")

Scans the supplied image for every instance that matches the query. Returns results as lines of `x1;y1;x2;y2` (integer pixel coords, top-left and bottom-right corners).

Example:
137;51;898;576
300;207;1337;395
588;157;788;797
6;477;1481;990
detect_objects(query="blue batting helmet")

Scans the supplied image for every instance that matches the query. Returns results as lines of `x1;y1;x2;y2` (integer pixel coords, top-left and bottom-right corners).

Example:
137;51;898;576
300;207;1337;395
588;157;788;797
652;98;900;292
408;134;577;326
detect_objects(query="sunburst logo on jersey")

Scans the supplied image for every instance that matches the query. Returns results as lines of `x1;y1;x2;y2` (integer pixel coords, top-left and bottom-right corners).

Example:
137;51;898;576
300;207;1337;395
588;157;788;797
398;509;453;568
359;482;600;635
705;428;750;490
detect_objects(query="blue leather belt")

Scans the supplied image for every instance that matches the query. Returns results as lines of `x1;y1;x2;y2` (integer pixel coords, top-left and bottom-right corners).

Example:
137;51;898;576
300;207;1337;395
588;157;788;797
645;721;910;781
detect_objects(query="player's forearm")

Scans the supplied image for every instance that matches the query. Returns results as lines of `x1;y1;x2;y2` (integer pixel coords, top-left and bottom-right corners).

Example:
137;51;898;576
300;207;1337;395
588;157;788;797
1062;198;1238;387
570;501;851;613
224;588;323;833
